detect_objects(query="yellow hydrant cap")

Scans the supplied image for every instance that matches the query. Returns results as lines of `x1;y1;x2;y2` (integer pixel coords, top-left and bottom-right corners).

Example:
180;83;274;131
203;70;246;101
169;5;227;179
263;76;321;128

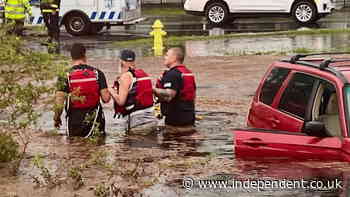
152;19;164;29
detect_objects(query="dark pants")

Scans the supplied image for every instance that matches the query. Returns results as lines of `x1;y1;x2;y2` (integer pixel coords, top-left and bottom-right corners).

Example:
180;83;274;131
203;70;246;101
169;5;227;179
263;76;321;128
67;106;106;137
6;19;24;36
42;11;60;42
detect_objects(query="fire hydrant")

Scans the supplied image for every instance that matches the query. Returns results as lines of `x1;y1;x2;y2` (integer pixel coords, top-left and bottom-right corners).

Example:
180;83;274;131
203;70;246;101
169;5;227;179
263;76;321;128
150;20;167;56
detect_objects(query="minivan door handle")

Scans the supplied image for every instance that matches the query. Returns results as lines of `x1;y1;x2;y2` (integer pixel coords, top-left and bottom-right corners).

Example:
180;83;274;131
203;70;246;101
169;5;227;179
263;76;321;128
242;138;268;147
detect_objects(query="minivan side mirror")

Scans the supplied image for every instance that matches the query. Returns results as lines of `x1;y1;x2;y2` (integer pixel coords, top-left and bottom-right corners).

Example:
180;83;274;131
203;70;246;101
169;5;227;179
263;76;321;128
304;121;331;137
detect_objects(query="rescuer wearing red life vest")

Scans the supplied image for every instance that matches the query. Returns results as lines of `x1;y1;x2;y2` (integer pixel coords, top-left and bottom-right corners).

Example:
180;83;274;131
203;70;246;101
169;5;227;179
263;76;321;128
108;49;157;133
54;43;111;137
153;47;196;131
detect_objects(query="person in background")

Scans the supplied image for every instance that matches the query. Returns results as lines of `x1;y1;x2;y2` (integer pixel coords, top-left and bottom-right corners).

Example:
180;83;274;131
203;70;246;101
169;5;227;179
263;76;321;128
4;0;32;36
40;0;60;43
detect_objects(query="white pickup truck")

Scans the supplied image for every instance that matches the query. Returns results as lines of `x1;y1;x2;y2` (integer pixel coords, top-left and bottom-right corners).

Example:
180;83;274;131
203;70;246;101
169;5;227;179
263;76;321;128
0;0;143;36
184;0;336;25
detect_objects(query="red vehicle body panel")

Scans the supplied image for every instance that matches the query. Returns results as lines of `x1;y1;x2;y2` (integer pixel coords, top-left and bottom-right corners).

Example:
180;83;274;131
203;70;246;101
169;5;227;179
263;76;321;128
236;58;350;161
235;129;343;161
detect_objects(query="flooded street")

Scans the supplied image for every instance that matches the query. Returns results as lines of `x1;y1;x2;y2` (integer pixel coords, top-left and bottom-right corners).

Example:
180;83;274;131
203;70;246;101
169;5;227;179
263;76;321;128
3;54;350;196
3;7;350;197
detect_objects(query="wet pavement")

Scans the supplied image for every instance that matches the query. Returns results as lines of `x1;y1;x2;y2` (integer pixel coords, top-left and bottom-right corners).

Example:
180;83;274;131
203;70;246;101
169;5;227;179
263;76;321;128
25;8;350;59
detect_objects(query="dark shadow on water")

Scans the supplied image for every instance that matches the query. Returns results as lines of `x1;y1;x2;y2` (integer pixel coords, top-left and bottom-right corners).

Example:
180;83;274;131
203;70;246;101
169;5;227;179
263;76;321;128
106;110;236;161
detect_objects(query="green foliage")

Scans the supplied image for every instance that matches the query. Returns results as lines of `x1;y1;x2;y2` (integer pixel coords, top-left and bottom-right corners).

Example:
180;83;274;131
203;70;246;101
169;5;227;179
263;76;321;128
0;26;68;129
31;154;62;188
68;166;84;190
89;150;109;167
292;47;314;54
0;131;19;162
94;182;110;197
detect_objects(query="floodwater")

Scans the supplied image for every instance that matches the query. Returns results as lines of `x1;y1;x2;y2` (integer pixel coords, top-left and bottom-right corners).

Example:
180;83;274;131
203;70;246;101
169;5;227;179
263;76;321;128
5;7;350;197
28;30;350;61
28;53;350;196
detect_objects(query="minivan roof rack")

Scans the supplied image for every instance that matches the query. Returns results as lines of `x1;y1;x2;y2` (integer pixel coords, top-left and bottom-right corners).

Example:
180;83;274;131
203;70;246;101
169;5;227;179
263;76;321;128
290;52;350;63
319;58;350;69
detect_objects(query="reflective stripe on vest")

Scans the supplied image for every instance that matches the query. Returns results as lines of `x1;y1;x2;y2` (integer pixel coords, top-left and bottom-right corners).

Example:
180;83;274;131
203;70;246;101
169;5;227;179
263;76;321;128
182;73;194;77
5;3;23;8
70;78;97;83
5;0;31;20
136;77;152;82
42;8;59;13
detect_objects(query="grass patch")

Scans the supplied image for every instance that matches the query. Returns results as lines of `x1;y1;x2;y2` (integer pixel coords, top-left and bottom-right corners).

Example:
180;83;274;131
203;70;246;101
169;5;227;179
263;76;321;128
142;7;186;16
115;28;350;48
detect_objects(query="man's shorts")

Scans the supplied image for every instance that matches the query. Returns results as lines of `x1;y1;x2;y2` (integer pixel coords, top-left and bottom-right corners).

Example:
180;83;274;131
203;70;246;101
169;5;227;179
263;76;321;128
67;106;105;137
116;107;158;135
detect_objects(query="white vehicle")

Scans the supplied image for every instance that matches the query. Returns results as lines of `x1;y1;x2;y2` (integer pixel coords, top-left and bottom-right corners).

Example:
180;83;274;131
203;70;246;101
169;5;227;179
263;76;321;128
0;0;4;23
184;0;335;25
26;0;143;36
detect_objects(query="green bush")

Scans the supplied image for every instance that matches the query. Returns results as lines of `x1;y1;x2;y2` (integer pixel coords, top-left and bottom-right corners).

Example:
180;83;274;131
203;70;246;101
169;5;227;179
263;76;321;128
0;131;19;162
0;25;68;129
0;25;68;167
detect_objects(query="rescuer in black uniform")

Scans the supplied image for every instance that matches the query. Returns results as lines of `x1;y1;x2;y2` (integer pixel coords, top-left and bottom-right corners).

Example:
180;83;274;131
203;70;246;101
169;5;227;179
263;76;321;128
40;0;60;44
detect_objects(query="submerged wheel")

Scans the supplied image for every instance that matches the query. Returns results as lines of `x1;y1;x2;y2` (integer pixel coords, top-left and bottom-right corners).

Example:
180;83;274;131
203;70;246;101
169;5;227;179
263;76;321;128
292;1;317;25
205;2;229;26
65;12;91;36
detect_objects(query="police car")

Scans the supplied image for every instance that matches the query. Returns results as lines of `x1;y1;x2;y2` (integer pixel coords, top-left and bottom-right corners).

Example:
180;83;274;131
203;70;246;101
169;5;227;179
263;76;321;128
1;0;143;36
184;0;335;25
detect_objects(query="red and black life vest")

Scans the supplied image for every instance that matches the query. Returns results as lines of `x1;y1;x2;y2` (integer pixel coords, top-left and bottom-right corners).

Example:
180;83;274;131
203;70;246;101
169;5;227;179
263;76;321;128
68;67;100;109
114;68;154;116
156;65;196;102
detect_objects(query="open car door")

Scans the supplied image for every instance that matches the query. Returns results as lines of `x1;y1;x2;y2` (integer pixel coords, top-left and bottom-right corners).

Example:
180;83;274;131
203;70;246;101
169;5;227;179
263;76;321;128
234;128;343;161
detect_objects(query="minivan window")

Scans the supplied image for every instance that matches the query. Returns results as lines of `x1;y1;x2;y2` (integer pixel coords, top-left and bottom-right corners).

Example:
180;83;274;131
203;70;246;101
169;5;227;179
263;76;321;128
260;67;290;106
278;73;317;119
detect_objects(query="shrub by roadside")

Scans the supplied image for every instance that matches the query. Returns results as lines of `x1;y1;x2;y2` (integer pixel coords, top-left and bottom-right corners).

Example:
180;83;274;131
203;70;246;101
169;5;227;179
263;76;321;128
0;24;68;168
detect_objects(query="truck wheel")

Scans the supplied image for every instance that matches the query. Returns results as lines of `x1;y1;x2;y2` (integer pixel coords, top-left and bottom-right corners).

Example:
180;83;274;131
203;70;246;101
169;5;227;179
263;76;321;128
292;1;317;25
205;2;229;26
89;23;105;35
65;13;91;36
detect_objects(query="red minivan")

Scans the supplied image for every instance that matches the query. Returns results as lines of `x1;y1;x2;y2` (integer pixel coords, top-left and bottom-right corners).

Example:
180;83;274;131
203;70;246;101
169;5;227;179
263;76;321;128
234;53;350;162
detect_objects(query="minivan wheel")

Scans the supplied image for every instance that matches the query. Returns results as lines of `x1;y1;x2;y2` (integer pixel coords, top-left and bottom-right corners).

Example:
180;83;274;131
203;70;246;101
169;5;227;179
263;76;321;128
292;1;317;24
205;2;229;26
65;12;91;36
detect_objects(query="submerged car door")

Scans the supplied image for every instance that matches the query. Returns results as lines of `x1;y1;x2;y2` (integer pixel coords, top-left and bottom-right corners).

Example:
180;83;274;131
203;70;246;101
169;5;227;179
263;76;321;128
234;128;343;161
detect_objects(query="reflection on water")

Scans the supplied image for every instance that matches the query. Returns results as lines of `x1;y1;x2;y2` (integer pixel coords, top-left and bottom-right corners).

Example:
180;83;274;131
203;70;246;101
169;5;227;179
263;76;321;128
28;32;350;60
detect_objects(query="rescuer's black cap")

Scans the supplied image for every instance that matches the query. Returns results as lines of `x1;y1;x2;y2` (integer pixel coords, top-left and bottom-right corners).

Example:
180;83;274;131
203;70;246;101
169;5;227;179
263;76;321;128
120;49;136;62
